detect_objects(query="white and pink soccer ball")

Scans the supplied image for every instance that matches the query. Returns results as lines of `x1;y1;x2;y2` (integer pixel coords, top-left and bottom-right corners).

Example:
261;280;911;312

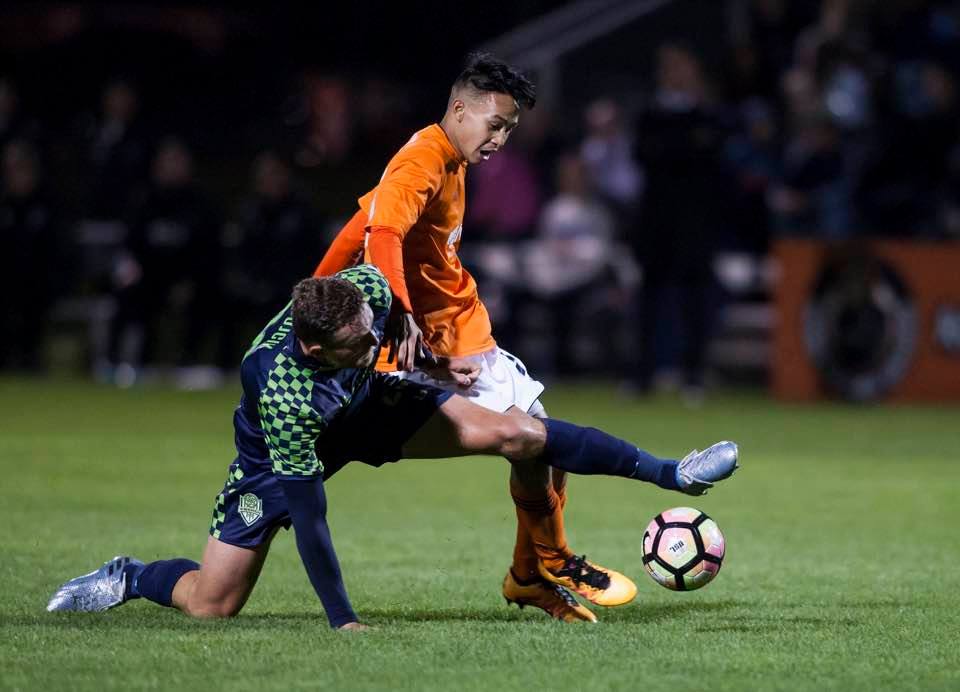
642;507;725;591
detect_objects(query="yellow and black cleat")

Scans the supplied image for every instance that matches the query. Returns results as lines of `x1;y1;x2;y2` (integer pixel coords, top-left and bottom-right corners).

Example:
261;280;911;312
502;569;597;623
538;555;637;607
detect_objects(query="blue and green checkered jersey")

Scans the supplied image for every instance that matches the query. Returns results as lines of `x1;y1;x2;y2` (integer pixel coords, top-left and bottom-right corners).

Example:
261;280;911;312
233;264;391;477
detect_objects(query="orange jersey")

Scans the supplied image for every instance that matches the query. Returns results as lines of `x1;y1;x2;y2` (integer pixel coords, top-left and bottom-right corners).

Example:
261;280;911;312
319;123;496;366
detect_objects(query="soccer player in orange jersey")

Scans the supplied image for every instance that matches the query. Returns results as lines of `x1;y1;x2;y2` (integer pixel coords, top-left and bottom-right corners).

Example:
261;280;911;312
315;54;635;621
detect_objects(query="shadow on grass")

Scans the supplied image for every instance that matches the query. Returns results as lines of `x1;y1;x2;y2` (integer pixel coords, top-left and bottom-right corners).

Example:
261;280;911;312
18;599;747;630
12;597;894;631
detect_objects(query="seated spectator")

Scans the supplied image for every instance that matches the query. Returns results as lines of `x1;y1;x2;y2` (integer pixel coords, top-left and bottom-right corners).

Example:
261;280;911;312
580;98;643;222
504;153;634;375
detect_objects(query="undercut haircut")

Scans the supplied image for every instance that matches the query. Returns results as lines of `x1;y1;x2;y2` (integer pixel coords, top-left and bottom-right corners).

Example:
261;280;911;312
291;277;365;346
453;52;536;110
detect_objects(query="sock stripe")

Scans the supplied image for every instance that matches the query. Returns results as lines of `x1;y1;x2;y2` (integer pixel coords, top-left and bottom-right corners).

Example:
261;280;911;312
511;493;558;514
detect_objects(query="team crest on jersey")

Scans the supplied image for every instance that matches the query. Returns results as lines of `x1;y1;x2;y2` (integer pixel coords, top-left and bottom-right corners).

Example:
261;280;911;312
238;493;263;526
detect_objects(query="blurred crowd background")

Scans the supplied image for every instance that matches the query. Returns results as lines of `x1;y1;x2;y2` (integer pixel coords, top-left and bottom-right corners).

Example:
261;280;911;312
2;0;959;398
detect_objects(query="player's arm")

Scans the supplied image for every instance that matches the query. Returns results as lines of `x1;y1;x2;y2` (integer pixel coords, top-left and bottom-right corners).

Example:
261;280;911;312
278;477;361;630
365;149;446;371
259;391;360;630
314;210;367;277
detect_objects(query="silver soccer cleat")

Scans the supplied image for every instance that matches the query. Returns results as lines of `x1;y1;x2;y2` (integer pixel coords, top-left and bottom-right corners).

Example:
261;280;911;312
46;555;143;612
677;441;739;496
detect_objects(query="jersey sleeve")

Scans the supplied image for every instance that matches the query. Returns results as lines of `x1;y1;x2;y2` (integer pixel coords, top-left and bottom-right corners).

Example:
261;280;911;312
258;354;343;477
314;210;367;277
367;144;446;235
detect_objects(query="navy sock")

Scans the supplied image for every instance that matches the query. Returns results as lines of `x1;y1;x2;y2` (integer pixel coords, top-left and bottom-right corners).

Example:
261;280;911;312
542;419;680;490
122;562;144;600
132;558;200;607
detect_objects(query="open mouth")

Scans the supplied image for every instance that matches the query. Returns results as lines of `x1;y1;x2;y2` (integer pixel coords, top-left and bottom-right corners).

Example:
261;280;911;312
479;149;496;160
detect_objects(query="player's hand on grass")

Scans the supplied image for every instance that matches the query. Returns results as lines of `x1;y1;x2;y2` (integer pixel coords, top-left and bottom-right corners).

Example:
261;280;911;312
386;312;423;371
337;622;372;632
425;356;481;388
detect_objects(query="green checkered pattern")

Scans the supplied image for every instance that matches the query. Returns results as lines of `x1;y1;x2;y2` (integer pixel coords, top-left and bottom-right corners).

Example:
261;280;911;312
209;463;245;539
337;264;392;312
258;353;325;477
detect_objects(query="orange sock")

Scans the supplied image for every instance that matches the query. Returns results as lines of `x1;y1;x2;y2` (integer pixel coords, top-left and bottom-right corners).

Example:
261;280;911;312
511;519;539;583
556;485;567;511
510;482;573;573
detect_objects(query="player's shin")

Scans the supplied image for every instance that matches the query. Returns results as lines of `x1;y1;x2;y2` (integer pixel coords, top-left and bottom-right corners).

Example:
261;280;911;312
510;516;539;583
131;559;200;607
510;476;573;574
540;419;681;490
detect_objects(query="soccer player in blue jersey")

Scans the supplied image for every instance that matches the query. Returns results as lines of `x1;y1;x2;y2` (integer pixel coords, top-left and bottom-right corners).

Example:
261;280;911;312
47;264;738;628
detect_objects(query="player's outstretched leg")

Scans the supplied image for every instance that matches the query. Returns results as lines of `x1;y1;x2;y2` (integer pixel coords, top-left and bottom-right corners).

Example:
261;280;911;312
47;555;144;612
405;397;741;495
502;569;597;623
538;420;740;495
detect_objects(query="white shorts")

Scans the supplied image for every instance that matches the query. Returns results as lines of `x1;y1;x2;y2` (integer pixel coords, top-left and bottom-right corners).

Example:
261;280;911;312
391;347;544;414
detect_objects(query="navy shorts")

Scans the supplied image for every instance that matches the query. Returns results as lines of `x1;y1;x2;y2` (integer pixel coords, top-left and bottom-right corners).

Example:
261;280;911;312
210;374;452;548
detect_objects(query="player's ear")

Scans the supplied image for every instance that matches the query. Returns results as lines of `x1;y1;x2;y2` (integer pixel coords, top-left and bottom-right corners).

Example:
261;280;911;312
302;341;325;360
453;98;465;122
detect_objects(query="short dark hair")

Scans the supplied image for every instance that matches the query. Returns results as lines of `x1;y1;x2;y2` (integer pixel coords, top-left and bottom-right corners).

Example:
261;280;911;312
454;52;536;110
291;277;365;345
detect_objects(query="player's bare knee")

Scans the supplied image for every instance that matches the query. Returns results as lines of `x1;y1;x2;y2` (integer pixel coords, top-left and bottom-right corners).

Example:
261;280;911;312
495;414;544;460
184;585;247;618
186;598;243;619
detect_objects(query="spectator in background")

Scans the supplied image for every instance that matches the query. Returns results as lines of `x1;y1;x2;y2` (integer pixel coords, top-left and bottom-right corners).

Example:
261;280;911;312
220;150;320;365
858;60;959;236
766;0;866;238
0;140;60;371
294;75;352;167
85;79;150;220
768;112;852;237
466;133;542;241
724;97;779;254
726;0;817;103
580;98;643;225
632;42;729;401
107;137;221;384
517;153;627;375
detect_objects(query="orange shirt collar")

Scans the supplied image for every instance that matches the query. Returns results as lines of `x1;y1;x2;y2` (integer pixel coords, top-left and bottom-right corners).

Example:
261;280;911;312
430;123;467;167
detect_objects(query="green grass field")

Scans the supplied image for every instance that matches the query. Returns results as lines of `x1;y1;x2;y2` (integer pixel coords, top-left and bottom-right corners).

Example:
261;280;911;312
2;378;959;691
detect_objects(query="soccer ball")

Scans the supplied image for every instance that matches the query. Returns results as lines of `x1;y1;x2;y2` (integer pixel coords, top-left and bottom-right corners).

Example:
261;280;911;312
642;507;725;591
